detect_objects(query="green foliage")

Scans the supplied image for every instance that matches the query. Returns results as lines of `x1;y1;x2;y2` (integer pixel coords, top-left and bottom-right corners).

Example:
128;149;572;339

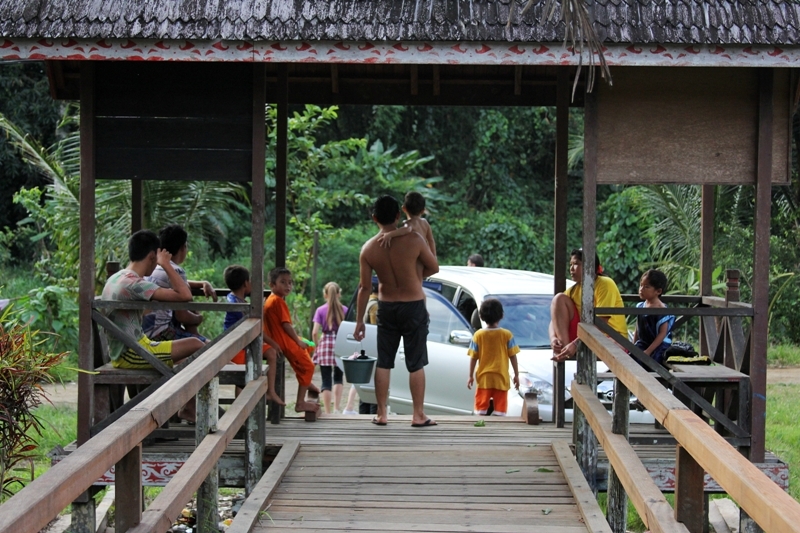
0;63;62;250
596;189;652;294
14;286;78;363
265;105;440;329
0;306;68;499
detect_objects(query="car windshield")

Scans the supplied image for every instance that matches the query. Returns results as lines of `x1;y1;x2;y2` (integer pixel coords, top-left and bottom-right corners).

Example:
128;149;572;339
486;294;552;349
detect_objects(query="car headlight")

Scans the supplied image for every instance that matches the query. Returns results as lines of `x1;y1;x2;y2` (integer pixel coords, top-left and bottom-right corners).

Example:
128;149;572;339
518;372;571;405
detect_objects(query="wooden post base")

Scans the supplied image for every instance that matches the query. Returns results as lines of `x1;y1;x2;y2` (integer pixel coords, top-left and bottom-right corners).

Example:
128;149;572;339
523;391;540;425
305;390;319;422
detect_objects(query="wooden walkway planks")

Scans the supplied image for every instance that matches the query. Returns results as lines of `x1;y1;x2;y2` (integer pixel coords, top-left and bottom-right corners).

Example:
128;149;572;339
244;416;603;533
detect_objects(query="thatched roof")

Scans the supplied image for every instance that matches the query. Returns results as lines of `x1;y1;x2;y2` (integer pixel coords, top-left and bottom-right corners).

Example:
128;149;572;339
1;0;798;45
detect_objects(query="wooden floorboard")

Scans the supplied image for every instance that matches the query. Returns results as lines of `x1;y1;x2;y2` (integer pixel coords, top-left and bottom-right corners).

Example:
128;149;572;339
246;416;600;533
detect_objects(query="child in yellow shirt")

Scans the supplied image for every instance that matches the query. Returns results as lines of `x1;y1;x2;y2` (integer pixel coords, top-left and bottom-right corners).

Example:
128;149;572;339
467;298;520;416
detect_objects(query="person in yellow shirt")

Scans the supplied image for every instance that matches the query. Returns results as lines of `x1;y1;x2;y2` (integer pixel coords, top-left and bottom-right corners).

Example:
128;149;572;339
549;249;627;362
467;299;520;416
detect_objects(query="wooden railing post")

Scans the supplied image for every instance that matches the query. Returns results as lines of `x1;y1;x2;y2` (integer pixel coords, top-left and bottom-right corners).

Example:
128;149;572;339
115;444;143;532
196;378;219;533
269;354;285;424
606;379;629;533
553;360;566;428
675;445;705;533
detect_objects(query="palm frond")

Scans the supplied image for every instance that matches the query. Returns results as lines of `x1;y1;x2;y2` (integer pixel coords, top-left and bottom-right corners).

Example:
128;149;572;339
512;0;612;96
0;113;66;185
638;185;702;268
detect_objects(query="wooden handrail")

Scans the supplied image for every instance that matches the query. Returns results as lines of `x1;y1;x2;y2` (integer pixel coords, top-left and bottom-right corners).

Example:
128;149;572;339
578;323;800;533
131;376;268;533
595;306;753;317
701;296;753;309
0;318;261;533
571;382;689;533
93;299;250;312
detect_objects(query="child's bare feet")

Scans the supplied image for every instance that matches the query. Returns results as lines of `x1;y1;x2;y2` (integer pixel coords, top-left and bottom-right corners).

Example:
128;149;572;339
267;390;286;406
295;401;320;413
308;383;321;395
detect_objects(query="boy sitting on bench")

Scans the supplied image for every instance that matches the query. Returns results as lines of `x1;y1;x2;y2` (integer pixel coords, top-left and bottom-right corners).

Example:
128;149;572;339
101;229;204;420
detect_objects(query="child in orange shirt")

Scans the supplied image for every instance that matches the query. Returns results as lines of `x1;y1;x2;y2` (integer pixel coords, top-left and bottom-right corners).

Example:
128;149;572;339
263;267;320;413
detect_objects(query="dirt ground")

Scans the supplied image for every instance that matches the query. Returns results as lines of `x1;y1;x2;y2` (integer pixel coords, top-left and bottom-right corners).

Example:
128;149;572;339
42;364;358;412
41;365;800;408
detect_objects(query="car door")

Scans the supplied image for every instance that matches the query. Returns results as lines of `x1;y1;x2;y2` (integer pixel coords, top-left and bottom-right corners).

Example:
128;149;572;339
388;290;475;415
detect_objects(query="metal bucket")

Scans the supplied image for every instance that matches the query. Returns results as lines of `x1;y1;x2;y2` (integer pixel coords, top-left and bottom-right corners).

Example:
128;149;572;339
340;356;376;384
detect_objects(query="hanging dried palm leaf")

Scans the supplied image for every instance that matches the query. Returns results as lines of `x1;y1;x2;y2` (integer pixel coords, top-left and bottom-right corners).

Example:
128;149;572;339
508;0;612;98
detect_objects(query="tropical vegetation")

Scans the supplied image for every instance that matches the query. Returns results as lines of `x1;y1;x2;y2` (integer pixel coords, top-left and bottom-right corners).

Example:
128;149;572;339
2;61;800;360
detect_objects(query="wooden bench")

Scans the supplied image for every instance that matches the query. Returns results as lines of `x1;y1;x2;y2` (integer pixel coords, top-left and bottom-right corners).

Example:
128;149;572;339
89;315;271;436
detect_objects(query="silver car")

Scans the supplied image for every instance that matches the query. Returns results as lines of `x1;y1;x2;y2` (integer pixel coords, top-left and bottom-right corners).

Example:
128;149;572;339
336;266;653;423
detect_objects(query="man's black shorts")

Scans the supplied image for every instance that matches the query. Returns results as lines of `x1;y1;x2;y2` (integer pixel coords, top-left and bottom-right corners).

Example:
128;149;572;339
376;299;428;373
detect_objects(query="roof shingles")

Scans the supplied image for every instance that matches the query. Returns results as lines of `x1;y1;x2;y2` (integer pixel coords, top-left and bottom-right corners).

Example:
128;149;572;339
1;0;798;45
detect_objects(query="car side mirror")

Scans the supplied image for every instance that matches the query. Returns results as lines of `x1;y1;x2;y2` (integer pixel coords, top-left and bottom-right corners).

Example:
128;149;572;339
449;330;472;345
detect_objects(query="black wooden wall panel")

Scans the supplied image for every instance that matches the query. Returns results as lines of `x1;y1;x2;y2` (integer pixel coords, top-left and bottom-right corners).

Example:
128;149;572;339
95;61;254;181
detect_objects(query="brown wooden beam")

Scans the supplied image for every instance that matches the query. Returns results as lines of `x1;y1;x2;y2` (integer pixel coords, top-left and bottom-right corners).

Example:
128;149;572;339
514;65;522;95
248;63;268;488
675;445;705;533
78;62;96;447
410;65;419;95
553;67;569;429
114;445;143;532
330;64;339;94
750;69;773;462
275;64;288;267
432;65;440;96
576;87;598;489
699;185;714;356
131;179;144;232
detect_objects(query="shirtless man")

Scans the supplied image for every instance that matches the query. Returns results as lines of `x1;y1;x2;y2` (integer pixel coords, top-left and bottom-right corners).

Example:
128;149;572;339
354;195;439;427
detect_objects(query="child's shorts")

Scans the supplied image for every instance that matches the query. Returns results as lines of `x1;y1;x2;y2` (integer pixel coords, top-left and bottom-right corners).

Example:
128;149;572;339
474;388;508;416
113;336;174;369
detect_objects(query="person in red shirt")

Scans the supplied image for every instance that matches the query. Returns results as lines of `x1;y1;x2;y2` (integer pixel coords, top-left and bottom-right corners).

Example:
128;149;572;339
263;267;320;414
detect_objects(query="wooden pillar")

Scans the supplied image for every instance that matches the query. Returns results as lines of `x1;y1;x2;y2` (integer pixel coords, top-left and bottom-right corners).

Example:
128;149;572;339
750;68;773;463
699;185;714;357
554;67;569;294
575;89;598;491
196;379;219;533
131;179;144;232
275;64;288;267
248;64;267;489
72;61;97;533
674;445;705;533
77;62;96;447
553;67;569;429
115;444;143;532
607;379;629;532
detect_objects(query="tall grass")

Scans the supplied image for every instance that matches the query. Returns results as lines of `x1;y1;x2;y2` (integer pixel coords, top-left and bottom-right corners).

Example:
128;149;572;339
767;344;800;367
0;263;40;300
766;383;800;502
